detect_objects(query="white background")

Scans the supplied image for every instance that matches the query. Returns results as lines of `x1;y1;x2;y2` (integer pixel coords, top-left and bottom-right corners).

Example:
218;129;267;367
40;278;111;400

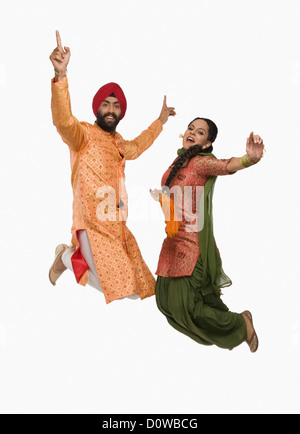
0;0;299;414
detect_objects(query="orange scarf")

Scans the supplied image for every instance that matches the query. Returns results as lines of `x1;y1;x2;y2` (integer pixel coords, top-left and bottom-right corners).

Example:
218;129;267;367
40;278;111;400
159;192;179;238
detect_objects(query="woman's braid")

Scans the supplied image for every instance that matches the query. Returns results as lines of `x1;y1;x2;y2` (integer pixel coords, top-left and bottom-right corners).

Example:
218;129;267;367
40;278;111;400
164;145;202;188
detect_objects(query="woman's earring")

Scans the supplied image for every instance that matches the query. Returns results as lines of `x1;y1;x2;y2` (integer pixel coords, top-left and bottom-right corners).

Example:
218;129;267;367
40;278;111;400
179;134;184;138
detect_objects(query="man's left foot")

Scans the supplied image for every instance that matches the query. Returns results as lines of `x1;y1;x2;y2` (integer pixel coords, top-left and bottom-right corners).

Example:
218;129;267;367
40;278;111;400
49;244;68;286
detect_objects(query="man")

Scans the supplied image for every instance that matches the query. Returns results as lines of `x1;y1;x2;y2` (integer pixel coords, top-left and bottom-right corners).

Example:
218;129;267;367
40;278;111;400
48;31;175;304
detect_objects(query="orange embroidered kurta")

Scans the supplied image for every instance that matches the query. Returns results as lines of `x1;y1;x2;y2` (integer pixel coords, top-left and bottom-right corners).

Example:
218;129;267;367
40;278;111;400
51;77;163;303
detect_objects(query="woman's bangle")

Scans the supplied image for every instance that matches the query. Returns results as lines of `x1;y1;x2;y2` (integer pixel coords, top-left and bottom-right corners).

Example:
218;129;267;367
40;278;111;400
241;154;257;168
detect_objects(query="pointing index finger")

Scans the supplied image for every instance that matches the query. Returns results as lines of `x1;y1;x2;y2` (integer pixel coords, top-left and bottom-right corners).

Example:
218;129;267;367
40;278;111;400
56;30;63;49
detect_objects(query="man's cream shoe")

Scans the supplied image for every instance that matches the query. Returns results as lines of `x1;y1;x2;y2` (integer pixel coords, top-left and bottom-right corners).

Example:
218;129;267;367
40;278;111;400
49;244;68;286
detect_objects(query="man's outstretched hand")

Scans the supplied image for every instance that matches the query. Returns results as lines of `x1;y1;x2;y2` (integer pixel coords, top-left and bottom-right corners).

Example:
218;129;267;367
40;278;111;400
49;30;71;80
158;96;176;125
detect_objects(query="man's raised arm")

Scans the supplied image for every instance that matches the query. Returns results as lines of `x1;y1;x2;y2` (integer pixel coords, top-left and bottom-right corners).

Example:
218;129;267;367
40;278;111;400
50;31;87;152
120;96;176;160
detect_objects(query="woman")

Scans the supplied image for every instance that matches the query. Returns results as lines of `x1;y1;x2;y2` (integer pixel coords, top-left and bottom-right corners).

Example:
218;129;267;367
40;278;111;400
151;118;264;352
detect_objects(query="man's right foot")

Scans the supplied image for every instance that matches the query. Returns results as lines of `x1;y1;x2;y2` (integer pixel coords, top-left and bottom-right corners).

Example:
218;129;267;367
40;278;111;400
49;244;68;286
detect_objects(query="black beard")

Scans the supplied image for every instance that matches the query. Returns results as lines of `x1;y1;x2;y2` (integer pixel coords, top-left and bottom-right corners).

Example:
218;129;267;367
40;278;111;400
96;112;121;133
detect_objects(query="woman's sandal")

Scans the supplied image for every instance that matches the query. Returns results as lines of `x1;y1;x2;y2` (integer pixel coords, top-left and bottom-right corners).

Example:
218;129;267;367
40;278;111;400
242;310;259;353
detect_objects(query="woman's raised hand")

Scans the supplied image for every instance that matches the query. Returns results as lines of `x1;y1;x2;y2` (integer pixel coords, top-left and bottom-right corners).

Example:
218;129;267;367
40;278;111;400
49;31;71;77
246;132;264;164
158;96;176;125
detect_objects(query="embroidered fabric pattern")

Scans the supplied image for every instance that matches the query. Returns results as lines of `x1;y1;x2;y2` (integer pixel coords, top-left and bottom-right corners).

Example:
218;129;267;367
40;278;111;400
156;155;232;278
52;78;160;303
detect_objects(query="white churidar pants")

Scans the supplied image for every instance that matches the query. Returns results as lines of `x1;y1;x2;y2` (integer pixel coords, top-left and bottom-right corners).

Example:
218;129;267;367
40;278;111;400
62;230;139;300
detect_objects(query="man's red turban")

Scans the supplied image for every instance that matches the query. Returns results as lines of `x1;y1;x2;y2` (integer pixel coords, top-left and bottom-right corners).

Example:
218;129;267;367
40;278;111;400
92;82;127;119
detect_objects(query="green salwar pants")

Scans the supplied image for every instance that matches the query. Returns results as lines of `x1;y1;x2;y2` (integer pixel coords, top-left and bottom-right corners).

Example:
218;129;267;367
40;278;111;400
156;257;247;349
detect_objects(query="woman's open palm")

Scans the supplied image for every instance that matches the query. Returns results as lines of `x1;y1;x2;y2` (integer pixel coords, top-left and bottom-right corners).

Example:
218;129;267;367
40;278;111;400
246;132;264;163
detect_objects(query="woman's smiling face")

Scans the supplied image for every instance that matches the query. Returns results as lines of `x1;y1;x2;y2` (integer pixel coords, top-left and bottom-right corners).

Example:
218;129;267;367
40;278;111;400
182;119;211;150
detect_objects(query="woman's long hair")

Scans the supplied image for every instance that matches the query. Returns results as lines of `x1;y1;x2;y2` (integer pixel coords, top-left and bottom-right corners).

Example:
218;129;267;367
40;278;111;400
164;118;218;188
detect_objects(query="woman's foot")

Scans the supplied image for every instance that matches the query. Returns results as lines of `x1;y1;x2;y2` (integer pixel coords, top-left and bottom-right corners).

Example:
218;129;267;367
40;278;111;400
242;311;259;353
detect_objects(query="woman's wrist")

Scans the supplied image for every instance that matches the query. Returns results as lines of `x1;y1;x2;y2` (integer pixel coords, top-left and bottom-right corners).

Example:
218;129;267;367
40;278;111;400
241;154;260;168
